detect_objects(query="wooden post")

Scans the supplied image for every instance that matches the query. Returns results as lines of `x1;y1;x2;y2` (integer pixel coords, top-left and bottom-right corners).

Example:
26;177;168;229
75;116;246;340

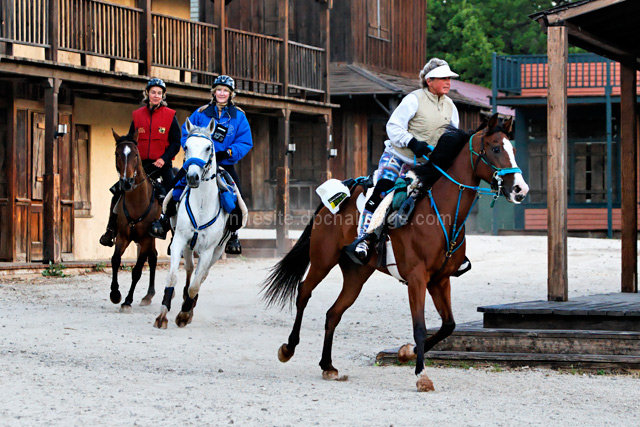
138;0;152;75
321;1;331;103
322;114;332;181
7;83;17;261
276;108;291;254
43;78;62;263
47;0;59;62
620;64;638;293
213;0;226;75
278;0;289;97
546;26;568;301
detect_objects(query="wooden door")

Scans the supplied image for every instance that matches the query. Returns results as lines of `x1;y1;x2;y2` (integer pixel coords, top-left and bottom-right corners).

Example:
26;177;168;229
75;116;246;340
29;112;45;261
0;105;9;260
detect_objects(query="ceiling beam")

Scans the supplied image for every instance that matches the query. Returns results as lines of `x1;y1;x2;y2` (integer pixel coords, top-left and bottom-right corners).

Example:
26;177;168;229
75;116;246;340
545;0;627;25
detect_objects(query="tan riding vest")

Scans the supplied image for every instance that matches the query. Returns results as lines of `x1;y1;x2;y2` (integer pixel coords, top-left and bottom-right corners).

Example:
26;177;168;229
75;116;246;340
394;88;454;161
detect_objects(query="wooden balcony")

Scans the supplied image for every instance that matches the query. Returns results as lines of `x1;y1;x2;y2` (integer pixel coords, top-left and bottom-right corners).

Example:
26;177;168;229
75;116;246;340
0;0;327;100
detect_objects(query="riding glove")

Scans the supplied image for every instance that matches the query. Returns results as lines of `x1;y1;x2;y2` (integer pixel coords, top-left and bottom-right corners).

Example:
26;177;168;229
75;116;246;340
407;138;431;157
215;149;232;162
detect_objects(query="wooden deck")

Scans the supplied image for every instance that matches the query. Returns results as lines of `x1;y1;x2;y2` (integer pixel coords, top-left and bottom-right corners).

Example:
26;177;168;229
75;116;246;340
478;293;640;331
377;293;640;369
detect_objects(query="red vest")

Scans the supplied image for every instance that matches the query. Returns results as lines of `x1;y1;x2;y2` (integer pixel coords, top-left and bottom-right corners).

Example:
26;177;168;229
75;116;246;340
132;105;176;161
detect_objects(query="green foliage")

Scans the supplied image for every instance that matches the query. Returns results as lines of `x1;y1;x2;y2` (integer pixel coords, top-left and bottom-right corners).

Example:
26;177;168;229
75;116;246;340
42;261;67;278
92;262;106;272
120;264;132;271
427;0;576;86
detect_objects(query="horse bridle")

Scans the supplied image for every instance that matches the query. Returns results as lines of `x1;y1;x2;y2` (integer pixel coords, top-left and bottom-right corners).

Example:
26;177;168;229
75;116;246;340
468;132;522;194
183;132;217;181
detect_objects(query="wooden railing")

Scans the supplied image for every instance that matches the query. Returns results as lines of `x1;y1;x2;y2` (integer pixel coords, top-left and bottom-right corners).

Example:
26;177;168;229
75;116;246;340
58;0;141;61
152;13;217;74
226;28;281;86
0;0;327;98
0;0;49;47
288;41;325;93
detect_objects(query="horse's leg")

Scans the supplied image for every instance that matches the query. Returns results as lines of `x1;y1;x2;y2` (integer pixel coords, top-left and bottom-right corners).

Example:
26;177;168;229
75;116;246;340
405;271;435;392
176;247;213;327
319;261;374;380
109;237;130;304
121;243;149;312
141;244;157;306
154;234;186;328
423;277;455;352
278;259;336;364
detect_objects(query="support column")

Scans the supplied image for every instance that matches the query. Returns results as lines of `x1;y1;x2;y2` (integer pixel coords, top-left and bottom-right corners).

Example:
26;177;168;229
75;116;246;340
323;114;332;181
620;64;638;293
276;108;291;254
213;0;226;75
546;26;568;301
320;1;331;103
138;0;152;75
278;0;289;97
43;78;62;263
46;0;59;62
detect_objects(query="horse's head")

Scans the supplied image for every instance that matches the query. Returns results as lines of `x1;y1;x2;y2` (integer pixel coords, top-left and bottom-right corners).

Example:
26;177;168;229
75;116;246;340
113;129;140;192
472;114;529;203
183;118;216;188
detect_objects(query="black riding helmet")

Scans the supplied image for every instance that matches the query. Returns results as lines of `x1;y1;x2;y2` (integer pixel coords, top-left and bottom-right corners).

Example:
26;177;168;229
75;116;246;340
146;78;166;93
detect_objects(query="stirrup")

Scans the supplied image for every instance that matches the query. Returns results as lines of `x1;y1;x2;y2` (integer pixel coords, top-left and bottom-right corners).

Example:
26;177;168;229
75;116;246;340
354;241;369;261
225;233;242;255
99;229;115;247
344;236;372;266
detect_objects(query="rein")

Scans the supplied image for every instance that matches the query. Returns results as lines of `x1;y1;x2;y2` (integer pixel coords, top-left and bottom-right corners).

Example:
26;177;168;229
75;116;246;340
426;132;522;261
184;187;223;249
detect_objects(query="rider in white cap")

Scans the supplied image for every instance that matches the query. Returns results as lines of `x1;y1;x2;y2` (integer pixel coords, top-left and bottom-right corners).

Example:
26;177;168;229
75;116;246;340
346;57;460;264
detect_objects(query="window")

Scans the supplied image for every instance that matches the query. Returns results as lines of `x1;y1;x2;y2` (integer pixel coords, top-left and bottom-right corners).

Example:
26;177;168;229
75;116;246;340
367;0;390;41
73;125;91;216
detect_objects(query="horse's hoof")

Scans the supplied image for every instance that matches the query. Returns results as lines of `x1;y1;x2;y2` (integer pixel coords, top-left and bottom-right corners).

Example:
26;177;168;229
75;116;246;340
322;370;348;381
154;316;168;329
119;304;132;313
175;311;192;328
277;343;294;363
110;290;122;304
416;373;435;392
140;295;154;306
398;343;417;363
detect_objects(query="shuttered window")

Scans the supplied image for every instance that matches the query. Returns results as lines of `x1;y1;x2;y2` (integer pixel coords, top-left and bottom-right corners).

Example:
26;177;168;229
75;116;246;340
367;0;390;41
73;124;91;216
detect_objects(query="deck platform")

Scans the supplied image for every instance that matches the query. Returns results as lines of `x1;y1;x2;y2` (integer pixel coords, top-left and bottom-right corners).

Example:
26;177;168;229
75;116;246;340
478;292;640;331
377;293;640;369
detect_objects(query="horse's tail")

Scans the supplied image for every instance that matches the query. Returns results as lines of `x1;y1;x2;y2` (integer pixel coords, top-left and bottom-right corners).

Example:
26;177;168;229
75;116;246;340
260;205;321;310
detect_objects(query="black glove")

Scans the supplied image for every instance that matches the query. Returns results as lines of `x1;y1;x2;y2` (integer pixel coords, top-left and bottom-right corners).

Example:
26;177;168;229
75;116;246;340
407;138;431;157
215;149;231;162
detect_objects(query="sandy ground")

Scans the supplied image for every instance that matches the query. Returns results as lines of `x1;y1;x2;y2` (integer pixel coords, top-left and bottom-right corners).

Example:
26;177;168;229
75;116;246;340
1;235;638;426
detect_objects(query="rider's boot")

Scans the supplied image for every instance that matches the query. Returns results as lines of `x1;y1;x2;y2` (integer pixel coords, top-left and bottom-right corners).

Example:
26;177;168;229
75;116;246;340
99;212;118;247
353;209;373;262
99;193;119;247
225;231;242;255
150;197;178;239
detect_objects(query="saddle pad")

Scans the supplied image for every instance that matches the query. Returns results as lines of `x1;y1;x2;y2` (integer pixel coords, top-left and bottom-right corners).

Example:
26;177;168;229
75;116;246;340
385;237;407;284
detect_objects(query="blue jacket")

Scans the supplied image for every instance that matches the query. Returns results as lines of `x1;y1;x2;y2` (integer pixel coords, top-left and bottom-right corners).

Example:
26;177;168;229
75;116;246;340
180;103;253;165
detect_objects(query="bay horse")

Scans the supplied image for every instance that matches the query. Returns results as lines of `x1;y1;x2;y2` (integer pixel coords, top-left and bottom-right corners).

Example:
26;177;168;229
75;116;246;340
109;130;161;312
261;114;529;391
154;118;232;329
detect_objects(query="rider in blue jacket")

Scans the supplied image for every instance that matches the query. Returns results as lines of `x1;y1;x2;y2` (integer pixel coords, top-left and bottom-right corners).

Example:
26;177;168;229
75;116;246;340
150;75;253;254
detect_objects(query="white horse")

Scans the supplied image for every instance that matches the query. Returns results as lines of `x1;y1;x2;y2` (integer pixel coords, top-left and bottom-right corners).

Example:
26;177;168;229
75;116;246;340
154;118;233;328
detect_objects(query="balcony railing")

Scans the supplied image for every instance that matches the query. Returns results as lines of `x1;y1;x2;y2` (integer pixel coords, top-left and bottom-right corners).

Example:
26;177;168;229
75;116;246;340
495;53;624;96
0;0;327;98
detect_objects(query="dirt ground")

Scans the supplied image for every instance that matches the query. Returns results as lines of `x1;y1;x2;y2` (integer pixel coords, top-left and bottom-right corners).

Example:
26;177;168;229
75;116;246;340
1;236;638;426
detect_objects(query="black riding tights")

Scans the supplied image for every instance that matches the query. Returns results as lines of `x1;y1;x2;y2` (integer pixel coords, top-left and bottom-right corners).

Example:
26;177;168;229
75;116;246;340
365;178;394;212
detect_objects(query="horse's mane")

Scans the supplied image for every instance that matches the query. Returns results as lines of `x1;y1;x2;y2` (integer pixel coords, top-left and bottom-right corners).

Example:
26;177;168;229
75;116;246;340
413;125;473;181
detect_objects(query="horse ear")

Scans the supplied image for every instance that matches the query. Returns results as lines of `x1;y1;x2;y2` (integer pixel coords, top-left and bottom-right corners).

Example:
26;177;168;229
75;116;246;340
503;117;514;135
112;128;121;142
206;118;216;135
486;113;499;132
130;129;139;144
185;117;194;134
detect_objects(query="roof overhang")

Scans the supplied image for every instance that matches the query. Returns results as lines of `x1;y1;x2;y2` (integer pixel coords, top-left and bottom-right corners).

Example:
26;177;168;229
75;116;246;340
530;0;640;70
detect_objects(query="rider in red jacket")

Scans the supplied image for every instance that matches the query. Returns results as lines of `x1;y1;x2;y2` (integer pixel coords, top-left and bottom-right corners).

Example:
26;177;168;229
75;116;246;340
99;78;181;247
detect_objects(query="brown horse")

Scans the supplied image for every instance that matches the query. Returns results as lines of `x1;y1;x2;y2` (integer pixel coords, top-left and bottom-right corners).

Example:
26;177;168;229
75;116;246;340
108;130;162;312
261;114;529;391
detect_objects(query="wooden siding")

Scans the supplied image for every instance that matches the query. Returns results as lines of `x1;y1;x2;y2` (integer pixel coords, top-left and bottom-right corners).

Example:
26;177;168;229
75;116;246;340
331;0;426;76
524;208;640;231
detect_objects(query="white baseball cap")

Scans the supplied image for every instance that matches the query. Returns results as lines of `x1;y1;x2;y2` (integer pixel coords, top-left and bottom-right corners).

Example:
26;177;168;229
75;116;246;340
425;64;459;79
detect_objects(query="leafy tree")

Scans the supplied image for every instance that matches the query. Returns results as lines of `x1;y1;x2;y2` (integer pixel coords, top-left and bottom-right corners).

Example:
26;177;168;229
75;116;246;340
427;0;577;86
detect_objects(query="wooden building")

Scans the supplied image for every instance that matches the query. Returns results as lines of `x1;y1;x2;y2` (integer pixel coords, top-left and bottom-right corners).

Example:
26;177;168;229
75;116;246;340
0;0;333;262
494;53;640;235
